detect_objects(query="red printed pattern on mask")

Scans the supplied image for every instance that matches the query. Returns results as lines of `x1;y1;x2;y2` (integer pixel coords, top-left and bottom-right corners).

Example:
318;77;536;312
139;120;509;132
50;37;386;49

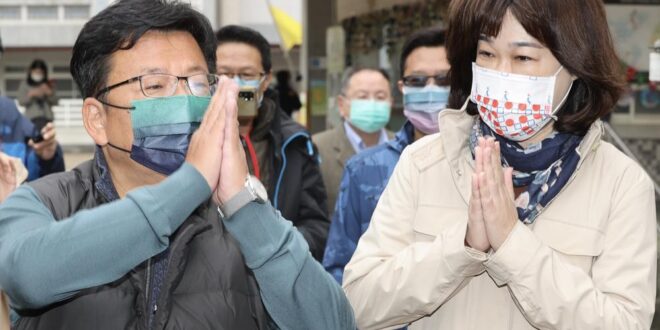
475;93;551;138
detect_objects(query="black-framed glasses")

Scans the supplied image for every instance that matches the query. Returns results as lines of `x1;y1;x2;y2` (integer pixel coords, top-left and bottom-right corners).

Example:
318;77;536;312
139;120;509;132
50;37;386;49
95;73;219;109
401;74;449;88
216;72;266;82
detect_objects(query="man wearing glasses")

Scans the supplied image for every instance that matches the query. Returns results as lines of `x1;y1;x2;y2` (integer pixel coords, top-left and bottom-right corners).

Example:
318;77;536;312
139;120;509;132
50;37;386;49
323;28;450;284
0;1;354;329
215;26;330;261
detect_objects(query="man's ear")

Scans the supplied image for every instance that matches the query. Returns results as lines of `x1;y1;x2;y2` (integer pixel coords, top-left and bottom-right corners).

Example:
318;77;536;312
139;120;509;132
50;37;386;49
337;94;349;119
82;97;108;145
260;71;273;94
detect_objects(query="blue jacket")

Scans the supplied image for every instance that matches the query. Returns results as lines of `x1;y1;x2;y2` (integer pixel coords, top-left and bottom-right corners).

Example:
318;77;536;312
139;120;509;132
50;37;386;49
323;121;415;283
0;96;64;180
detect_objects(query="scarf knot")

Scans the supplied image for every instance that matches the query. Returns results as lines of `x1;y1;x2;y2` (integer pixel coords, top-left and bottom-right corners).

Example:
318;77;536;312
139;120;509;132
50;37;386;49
469;120;583;224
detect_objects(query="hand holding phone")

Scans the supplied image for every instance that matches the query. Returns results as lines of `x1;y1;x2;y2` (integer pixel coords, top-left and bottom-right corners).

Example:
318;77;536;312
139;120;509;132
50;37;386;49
237;87;258;117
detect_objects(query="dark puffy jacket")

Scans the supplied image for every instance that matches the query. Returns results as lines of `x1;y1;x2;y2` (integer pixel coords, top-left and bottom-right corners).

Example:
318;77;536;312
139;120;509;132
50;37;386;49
259;93;329;261
13;157;269;330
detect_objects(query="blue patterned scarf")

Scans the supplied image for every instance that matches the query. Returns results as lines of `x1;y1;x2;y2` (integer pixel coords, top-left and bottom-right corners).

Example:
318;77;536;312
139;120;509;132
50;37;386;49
469;119;583;224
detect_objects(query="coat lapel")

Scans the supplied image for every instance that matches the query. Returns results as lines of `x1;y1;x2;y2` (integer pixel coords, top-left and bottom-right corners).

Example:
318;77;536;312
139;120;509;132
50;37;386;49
438;101;476;206
333;124;355;168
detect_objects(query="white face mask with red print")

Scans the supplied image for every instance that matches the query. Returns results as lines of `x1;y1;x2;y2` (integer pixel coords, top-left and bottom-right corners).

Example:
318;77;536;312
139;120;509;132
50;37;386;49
470;62;572;142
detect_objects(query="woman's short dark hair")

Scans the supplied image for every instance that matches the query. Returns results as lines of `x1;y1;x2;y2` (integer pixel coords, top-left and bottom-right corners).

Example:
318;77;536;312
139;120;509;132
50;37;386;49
399;27;446;77
27;59;49;86
70;0;216;99
215;25;272;73
446;0;624;135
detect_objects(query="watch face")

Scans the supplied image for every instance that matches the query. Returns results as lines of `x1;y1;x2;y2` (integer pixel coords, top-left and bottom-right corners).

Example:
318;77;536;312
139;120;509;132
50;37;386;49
247;175;268;202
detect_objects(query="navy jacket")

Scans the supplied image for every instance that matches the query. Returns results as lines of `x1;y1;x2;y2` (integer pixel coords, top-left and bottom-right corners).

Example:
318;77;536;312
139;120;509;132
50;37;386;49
323;121;415;283
0;96;64;180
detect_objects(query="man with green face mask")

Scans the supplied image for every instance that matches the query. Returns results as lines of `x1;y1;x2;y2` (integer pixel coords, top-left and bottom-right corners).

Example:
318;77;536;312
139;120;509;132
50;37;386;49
215;25;329;262
313;67;394;218
0;1;355;329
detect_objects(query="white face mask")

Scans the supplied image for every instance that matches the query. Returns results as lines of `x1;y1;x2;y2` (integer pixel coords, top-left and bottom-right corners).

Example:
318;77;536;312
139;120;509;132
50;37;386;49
470;62;572;142
31;73;44;82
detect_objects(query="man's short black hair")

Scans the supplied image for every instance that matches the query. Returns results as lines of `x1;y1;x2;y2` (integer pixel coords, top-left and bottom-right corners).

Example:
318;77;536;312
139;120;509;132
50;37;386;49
399;27;446;77
71;0;216;99
215;25;272;73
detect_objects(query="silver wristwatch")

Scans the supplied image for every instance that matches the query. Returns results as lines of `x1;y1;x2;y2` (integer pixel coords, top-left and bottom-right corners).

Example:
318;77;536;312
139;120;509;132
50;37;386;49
217;175;268;220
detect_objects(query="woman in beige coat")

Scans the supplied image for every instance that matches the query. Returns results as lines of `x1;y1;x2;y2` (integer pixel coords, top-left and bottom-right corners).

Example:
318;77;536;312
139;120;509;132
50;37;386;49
343;0;657;329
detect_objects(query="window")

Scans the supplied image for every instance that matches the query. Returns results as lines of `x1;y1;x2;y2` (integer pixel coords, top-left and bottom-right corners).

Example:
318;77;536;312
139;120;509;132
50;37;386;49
4;65;27;74
5;79;22;94
64;5;89;19
54;79;72;92
27;5;58;20
52;79;81;98
53;65;70;74
0;5;21;20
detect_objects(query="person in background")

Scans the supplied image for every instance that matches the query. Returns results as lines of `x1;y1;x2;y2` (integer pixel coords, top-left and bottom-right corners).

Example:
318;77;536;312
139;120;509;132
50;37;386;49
0;96;64;181
343;0;656;328
323;27;450;283
275;70;302;117
215;25;329;261
18;59;58;122
313;67;394;218
0;1;355;329
0;151;27;330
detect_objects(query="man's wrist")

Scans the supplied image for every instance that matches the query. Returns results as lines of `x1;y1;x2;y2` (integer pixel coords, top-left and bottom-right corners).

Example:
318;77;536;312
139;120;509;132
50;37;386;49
217;182;244;205
217;175;267;220
216;168;249;204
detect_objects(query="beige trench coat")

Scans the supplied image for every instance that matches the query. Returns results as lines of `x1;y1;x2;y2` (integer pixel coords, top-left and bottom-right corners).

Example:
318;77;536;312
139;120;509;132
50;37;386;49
344;105;657;329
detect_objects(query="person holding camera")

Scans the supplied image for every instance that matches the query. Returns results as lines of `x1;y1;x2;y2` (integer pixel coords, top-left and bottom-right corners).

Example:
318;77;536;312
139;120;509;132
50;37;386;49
18;59;58;122
0;96;64;181
215;25;330;261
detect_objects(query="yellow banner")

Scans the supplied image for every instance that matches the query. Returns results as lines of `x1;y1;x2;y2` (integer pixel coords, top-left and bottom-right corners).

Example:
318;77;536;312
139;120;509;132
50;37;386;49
269;4;302;51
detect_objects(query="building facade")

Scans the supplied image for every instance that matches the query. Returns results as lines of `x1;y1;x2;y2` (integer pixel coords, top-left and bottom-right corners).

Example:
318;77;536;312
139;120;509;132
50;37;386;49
0;0;299;98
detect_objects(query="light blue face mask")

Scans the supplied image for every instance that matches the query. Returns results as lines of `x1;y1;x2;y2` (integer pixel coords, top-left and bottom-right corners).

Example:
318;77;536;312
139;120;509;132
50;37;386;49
107;95;210;175
348;99;391;133
233;77;264;106
402;85;450;112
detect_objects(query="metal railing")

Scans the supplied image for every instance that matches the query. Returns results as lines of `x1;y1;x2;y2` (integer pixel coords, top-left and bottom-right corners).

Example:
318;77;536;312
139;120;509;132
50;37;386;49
52;98;85;128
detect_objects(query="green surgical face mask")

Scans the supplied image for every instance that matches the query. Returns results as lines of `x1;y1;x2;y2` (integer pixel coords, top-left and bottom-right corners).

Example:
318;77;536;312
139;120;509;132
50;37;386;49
348;99;391;133
107;95;210;175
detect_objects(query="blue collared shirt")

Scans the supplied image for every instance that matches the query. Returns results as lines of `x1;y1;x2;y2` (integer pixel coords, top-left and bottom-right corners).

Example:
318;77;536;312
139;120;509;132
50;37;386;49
343;121;389;153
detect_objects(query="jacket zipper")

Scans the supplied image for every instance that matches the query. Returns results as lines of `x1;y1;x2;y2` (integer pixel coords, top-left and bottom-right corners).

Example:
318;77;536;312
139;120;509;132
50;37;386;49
273;132;312;210
148;223;197;330
144;258;152;328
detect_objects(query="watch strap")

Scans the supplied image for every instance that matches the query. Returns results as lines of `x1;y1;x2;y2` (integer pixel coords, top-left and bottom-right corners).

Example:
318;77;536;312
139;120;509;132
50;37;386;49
218;185;256;220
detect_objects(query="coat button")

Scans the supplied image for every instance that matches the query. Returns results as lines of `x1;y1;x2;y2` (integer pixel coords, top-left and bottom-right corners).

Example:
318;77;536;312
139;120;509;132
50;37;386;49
456;169;463;176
